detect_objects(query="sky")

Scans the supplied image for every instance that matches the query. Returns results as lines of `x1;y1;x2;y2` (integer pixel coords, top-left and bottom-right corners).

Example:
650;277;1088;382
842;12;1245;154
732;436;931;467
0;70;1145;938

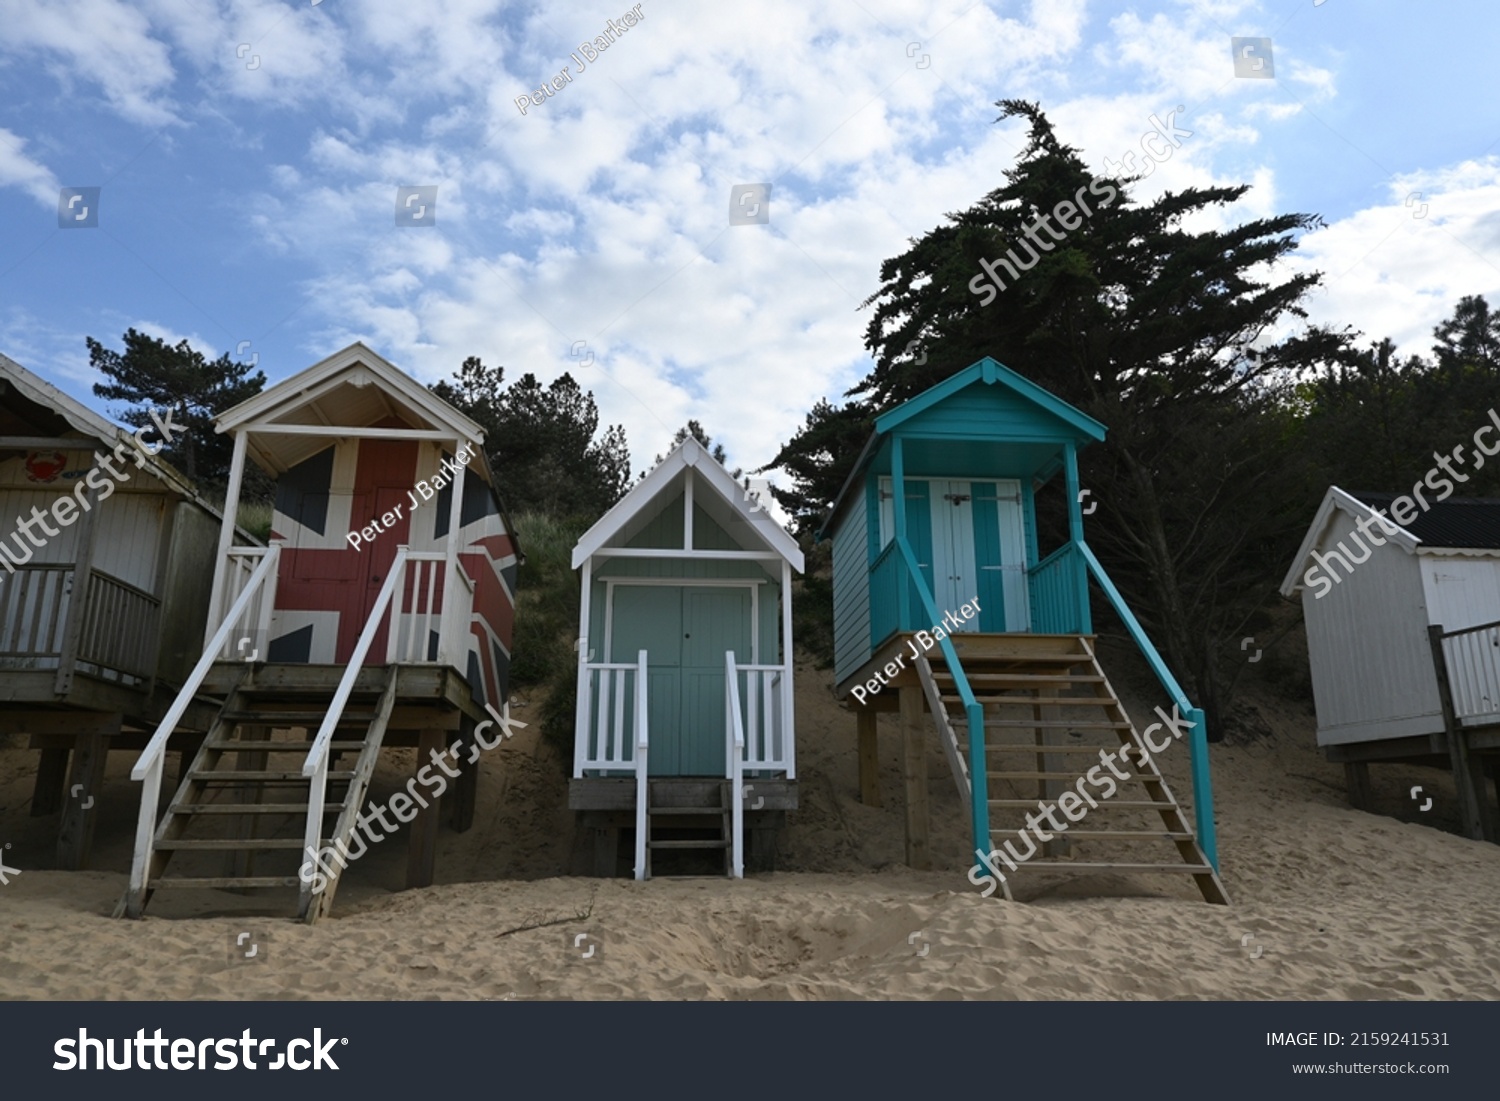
1;0;1497;484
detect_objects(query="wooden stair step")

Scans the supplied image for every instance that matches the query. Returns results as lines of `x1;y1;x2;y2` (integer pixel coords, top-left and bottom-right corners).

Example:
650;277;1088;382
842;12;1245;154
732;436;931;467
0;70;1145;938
933;653;1086;666
988;798;1176;808
650;806;726;816
974;696;1117;706
986;770;1157;781
169;804;319;815
984;744;1123;754
149;875;302;890
206;739;367;752
222;711;375;724
189;770;356;783
155;838;307;851
983;719;1132;730
996;861;1213;873
990;829;1194;842
648;839;729;850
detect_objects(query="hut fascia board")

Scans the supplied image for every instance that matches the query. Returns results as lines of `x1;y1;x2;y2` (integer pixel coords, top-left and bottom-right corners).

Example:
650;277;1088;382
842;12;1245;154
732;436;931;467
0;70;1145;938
216;342;485;442
0;352;256;542
572;438;804;571
1279;486;1421;596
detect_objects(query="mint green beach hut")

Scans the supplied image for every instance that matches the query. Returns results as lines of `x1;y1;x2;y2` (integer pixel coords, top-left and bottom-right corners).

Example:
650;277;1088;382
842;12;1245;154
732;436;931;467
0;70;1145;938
568;438;804;880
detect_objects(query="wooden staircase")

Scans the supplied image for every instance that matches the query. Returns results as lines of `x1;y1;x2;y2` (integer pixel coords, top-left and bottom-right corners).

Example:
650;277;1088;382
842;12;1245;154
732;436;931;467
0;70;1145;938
917;634;1228;904
642;779;732;878
122;666;399;921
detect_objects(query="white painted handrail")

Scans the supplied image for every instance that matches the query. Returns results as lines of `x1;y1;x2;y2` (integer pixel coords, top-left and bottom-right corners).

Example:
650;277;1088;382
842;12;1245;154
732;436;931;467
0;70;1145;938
632;648;649;881
725;650;745;879
132;544;282;781
303;545;410;777
124;543;281;917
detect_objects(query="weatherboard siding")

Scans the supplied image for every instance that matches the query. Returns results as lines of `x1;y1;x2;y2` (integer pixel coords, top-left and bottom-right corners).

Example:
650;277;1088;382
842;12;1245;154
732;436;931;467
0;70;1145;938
832;485;871;685
1302;508;1442;746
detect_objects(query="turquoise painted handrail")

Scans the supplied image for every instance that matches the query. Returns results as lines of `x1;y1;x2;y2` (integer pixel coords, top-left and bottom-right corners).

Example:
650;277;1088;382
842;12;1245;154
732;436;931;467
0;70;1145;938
893;536;991;867
1075;540;1218;871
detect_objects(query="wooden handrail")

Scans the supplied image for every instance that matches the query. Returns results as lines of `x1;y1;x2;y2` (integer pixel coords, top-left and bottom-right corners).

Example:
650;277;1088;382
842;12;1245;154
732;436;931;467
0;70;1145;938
725;650;746;878
633;648;649;881
1075;539;1217;870
130;544;281;780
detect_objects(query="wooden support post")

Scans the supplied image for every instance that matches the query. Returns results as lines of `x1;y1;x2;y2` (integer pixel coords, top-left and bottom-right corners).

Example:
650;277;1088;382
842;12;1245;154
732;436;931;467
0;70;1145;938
407;729;445;889
57;720;117;869
1427;625;1498;842
449;715;477;833
593;824;620;877
31;747;69;816
857;710;881;807
899;685;929;870
1344;761;1373;812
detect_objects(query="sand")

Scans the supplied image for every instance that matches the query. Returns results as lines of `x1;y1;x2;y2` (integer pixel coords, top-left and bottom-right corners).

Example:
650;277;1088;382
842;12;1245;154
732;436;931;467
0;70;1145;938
2;637;1498;1000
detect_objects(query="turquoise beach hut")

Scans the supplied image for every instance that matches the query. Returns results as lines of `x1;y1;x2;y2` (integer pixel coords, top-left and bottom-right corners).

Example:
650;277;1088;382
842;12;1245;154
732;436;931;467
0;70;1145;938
819;357;1227;904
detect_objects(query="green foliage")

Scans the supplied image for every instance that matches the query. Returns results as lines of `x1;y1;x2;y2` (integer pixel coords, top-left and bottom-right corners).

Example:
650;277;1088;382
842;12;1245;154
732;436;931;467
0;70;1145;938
88;329;267;488
236;500;274;543
432;357;630;516
506;510;592;760
770;99;1356;735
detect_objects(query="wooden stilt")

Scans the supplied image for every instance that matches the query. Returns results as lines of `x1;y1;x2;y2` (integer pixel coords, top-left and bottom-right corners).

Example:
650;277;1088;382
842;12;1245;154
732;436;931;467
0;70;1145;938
1344;761;1373;812
857;709;881;807
593;825;620;877
406;729;445;889
899;685;929;870
57;722;116;869
31;747;69;816
448;715;477;833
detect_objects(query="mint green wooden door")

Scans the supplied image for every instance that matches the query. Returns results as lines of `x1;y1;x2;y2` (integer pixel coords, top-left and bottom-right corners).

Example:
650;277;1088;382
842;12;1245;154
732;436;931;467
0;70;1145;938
609;585;752;776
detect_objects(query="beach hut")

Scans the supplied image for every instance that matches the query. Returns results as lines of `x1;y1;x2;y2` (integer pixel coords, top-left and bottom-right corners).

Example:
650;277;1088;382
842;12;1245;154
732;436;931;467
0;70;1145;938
568;437;803;879
120;343;521;921
819;357;1227;903
1280;486;1500;841
0;352;233;870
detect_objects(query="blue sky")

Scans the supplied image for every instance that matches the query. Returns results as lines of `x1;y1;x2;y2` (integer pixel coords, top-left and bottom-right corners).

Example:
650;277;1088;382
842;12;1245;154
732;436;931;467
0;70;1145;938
1;0;1497;480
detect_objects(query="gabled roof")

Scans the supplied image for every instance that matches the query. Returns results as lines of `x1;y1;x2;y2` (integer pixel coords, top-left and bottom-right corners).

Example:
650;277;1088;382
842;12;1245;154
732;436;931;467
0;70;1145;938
0;351;231;517
215;342;486;476
1352;490;1500;550
1279;486;1500;596
571;437;804;571
819;356;1105;538
873;357;1107;440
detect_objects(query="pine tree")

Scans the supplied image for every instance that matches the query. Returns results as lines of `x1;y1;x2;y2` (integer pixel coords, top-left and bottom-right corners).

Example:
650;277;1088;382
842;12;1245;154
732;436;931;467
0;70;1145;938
87;329;266;487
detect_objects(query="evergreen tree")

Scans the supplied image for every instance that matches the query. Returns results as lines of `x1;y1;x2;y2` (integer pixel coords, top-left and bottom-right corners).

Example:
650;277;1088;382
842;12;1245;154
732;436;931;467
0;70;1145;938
432;357;630;518
87;328;266;487
771;100;1356;734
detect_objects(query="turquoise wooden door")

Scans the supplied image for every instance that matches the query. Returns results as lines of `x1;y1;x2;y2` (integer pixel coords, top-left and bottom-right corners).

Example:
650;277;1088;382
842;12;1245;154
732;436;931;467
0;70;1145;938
680;587;752;775
609;585;751;776
609;587;679;770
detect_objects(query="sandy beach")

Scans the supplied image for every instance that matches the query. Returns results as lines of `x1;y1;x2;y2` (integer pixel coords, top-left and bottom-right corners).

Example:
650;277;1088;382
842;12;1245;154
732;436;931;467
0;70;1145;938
3;640;1498;1000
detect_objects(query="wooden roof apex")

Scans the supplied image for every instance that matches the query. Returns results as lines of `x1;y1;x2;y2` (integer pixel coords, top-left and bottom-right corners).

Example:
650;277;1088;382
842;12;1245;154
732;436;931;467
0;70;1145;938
571;437;804;571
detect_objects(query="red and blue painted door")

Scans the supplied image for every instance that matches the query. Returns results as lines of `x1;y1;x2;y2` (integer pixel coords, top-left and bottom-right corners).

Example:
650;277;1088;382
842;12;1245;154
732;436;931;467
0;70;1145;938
264;433;518;709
